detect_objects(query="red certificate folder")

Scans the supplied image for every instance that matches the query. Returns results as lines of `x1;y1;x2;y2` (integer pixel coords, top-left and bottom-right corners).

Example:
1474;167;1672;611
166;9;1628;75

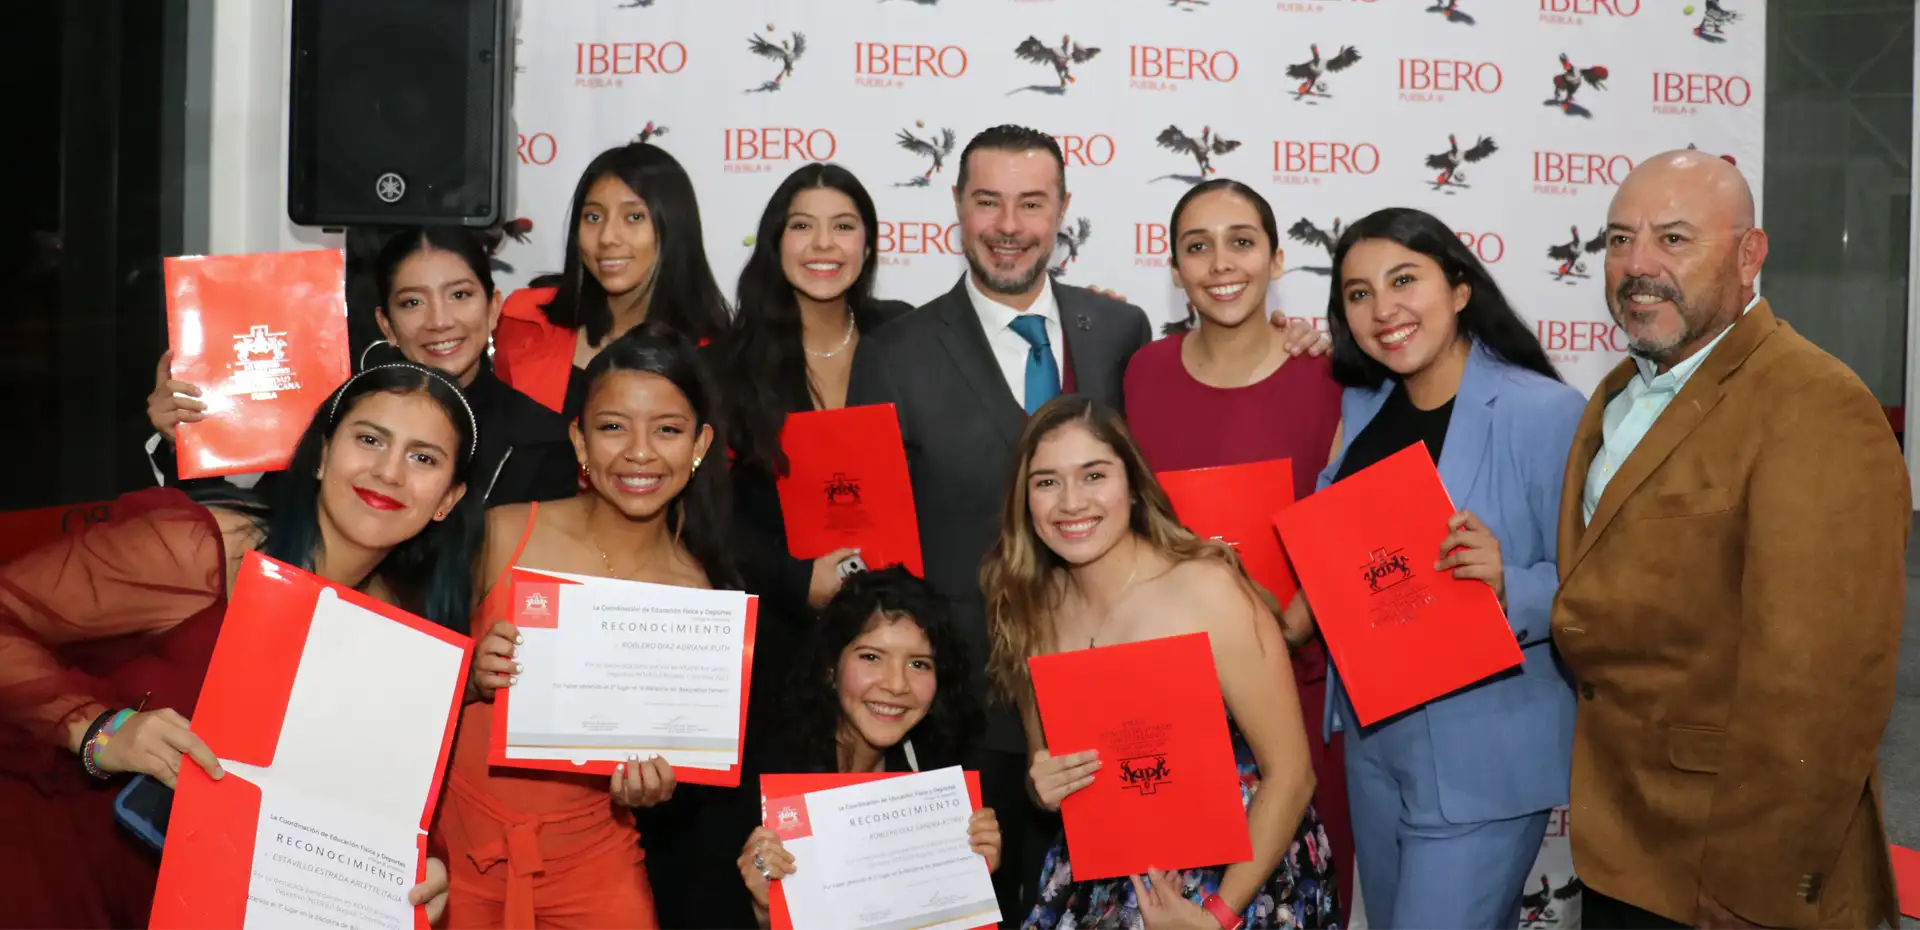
489;568;759;787
151;552;473;930
1028;633;1251;881
776;403;924;577
759;771;987;930
164;249;351;479
1271;443;1524;727
1157;459;1298;602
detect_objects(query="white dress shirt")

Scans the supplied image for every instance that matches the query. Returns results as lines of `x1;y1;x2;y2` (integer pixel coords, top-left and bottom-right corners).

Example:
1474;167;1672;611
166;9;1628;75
964;272;1066;406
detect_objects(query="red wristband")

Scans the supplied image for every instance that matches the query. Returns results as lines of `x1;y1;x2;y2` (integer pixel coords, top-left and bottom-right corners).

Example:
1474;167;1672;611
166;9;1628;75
1201;893;1245;930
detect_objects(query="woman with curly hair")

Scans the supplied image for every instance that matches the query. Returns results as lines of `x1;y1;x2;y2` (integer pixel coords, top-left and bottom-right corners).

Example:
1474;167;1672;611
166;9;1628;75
733;566;1004;929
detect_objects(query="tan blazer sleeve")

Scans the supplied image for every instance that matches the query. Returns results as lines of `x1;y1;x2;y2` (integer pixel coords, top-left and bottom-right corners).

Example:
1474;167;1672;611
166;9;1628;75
1702;366;1909;926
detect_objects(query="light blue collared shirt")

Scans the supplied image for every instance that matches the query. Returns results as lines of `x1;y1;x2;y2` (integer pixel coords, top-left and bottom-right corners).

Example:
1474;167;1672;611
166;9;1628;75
1581;293;1759;525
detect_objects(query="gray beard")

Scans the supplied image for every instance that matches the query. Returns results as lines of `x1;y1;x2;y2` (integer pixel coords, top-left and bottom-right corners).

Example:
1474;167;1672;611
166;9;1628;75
968;250;1048;297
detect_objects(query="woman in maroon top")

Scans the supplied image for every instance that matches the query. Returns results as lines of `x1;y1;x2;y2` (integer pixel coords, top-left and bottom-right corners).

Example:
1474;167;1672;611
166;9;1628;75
1122;178;1351;924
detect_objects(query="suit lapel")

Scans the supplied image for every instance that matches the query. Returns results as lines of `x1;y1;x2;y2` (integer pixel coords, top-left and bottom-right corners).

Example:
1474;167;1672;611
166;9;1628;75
1435;344;1499;505
1558;363;1627;579
1056;285;1106;403
1563;302;1780;578
933;280;1026;448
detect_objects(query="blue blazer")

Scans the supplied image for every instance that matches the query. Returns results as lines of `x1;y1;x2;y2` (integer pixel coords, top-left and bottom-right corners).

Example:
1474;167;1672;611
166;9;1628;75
1318;340;1584;825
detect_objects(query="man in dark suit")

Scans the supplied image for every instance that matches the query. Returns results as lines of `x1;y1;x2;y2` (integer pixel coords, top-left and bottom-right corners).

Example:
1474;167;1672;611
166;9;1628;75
847;125;1151;922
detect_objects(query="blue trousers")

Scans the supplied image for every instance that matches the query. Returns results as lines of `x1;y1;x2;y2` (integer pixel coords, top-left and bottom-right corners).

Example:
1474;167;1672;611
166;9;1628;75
1343;702;1550;929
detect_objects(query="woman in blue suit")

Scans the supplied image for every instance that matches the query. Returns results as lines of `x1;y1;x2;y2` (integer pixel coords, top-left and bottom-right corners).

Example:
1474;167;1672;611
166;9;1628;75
1304;207;1584;928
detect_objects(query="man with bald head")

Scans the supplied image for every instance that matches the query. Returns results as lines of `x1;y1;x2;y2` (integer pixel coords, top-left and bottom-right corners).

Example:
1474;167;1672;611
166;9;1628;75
1552;149;1907;928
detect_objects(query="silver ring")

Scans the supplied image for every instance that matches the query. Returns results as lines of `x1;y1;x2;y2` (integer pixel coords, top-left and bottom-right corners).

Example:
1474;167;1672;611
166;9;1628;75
752;853;772;880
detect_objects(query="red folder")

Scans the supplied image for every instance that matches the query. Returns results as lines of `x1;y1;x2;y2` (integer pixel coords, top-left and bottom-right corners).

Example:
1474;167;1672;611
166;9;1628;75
776;404;924;577
759;770;987;930
0;500;117;566
1028;633;1251;881
165;249;351;479
488;568;759;787
150;552;473;930
1157;459;1298;602
1272;443;1524;726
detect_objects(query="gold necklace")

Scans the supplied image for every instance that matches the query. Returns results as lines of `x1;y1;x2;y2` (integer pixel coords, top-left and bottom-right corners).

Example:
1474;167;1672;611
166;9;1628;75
591;537;642;580
1085;553;1142;649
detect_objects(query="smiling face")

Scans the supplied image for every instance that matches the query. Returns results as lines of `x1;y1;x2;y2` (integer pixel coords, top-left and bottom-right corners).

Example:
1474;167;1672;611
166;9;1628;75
1603;152;1763;368
376;247;503;387
781;186;868;305
1025;422;1133;566
956;147;1069;300
578;173;660;298
834;613;937;761
1172;188;1284;328
570;369;714;521
315;389;466;554
1338;238;1471;379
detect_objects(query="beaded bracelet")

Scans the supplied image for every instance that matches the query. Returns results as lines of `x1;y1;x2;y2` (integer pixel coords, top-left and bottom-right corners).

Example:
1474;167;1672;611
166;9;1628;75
82;708;136;780
77;709;116;780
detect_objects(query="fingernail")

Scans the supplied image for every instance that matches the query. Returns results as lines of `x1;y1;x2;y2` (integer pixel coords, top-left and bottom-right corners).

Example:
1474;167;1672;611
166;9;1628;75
513;662;523;674
508;675;518;686
617;763;625;773
514;635;525;645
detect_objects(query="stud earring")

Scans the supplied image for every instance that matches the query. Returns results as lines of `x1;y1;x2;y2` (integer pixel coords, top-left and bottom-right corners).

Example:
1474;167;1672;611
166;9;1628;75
692;456;703;473
435;510;445;520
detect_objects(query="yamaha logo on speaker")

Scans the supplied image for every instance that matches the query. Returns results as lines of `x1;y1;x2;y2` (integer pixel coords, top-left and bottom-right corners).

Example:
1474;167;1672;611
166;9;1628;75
375;172;407;204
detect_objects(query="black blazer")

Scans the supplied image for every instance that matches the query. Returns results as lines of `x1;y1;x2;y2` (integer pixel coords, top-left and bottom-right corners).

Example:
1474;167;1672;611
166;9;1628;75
846;278;1151;752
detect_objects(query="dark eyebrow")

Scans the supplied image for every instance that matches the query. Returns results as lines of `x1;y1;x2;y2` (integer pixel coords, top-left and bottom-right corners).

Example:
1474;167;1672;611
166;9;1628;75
408;437;452;460
348;419;450;459
970;188;1052;201
1339;262;1418;290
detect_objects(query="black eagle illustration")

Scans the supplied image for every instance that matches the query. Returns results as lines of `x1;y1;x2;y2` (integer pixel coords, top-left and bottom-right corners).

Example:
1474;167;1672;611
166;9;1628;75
1050;218;1093;279
896;127;958;186
1695;0;1739;41
1520;875;1584;926
1287;218;1343;275
1550;53;1609;108
1286;43;1362;100
618;0;656;7
1547;225;1608;280
1426;134;1497;189
1015;35;1101;88
747;29;806;93
633;121;668;145
1156;125;1240;177
480;218;534;274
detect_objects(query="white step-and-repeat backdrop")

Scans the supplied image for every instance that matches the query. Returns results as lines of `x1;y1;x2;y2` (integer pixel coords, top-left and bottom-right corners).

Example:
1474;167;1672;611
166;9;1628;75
496;0;1765;922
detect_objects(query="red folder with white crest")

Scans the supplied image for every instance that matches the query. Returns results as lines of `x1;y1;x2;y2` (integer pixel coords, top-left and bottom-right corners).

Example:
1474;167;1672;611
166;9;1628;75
165;249;351;479
150;552;472;930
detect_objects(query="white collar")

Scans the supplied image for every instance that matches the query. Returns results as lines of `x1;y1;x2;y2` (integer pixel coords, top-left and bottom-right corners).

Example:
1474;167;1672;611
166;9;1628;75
963;272;1059;334
1630;292;1760;383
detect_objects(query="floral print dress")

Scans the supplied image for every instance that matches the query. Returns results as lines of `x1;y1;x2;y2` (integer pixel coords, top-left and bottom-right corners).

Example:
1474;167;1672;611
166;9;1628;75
1022;720;1341;930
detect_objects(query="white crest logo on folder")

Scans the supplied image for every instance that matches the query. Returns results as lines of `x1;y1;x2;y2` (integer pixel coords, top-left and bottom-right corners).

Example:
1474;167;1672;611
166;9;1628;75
777;805;801;829
522;592;550;615
227;325;301;400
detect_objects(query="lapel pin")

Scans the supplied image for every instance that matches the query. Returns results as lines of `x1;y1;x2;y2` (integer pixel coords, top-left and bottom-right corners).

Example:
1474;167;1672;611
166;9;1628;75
1075;313;1092;331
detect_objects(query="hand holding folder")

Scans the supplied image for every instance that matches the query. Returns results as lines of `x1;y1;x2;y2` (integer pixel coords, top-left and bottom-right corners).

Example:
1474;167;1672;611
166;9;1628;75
150;553;473;930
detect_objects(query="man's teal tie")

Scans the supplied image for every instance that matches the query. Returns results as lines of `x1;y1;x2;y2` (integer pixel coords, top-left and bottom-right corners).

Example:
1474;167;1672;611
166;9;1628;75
1008;314;1061;415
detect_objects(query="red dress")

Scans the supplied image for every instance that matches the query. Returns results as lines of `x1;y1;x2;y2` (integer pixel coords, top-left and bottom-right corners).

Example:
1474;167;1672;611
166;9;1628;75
1122;334;1353;925
0;488;229;929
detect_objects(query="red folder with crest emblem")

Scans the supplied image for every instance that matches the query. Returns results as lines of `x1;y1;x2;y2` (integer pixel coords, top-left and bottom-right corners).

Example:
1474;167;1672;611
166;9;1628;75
1028;633;1252;881
164;249;351;479
775;403;924;577
1271;443;1523;726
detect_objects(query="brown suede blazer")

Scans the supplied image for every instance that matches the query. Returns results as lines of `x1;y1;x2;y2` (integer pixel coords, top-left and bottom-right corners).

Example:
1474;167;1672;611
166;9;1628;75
1552;300;1908;928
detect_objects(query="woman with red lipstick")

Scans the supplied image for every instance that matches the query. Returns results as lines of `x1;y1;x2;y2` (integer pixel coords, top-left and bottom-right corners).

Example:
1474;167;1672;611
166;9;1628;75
493;142;733;423
436;328;737;929
735;566;1002;929
0;362;482;928
1121;179;1352;922
1315;207;1582;929
982;396;1339;930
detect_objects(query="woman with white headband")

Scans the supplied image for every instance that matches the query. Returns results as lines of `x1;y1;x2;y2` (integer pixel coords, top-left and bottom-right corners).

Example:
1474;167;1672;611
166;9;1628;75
0;361;482;927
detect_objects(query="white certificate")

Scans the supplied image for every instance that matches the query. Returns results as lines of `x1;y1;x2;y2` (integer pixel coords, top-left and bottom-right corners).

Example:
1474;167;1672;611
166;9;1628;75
770;766;1001;930
504;574;750;770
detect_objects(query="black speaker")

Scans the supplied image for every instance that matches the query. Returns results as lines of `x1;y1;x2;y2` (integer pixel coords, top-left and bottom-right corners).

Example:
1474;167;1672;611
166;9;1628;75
287;0;512;227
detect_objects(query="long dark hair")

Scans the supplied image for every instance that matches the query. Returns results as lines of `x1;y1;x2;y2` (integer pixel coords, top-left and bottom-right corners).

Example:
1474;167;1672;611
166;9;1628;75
725;163;881;476
1326;207;1560;387
576;325;740;591
199;363;483;631
541;143;731;346
1162;178;1282;336
764;566;979;773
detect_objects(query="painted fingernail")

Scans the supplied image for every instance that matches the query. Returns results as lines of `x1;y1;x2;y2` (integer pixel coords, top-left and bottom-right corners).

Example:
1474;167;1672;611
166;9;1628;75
513;662;523;674
508;675;518;686
617;763;625;773
514;635;525;645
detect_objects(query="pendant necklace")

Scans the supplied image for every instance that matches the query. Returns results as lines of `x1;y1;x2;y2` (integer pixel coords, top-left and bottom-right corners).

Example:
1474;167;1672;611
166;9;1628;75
806;313;856;358
1085;555;1142;649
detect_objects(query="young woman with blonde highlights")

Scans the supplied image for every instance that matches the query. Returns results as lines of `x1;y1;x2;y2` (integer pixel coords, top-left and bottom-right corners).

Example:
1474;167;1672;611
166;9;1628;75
982;396;1339;930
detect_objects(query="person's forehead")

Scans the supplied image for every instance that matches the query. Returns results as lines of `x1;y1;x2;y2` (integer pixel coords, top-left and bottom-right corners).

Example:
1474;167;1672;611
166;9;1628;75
1608;174;1727;225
